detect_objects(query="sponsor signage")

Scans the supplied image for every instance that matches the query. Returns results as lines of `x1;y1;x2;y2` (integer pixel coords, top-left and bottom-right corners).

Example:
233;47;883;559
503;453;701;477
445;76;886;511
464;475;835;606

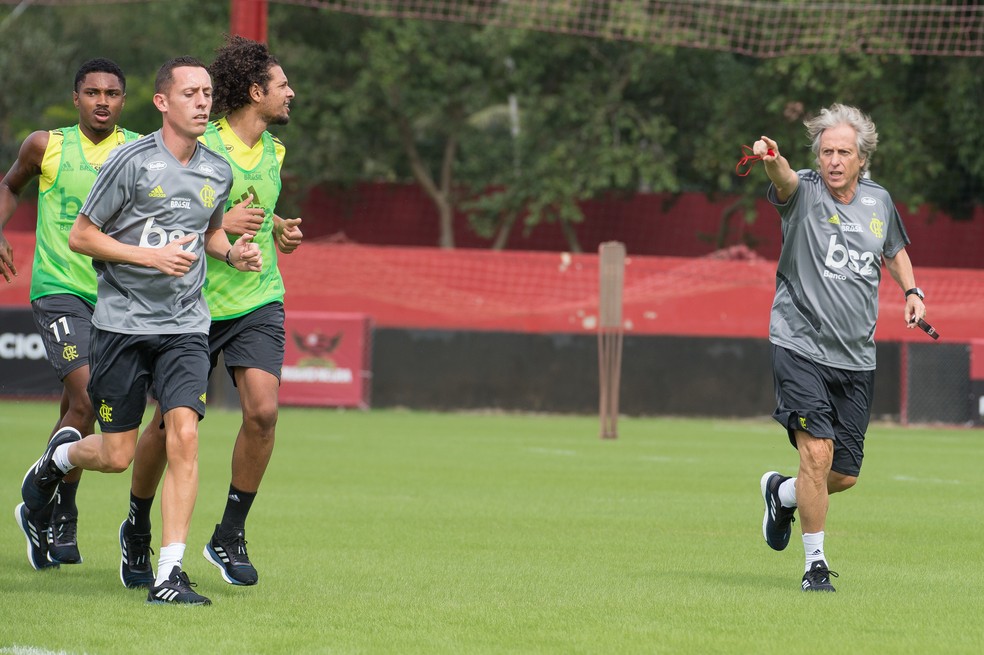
280;311;372;408
0;307;60;398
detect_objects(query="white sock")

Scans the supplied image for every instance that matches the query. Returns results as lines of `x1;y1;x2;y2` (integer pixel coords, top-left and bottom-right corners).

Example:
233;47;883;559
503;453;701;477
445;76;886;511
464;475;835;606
803;531;826;571
778;477;797;508
155;543;186;586
52;443;76;474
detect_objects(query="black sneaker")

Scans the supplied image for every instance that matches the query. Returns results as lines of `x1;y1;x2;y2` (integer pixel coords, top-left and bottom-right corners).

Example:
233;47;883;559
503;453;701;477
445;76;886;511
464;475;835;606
147;565;211;605
119;520;155;589
203;524;258;586
801;560;839;592
761;471;797;551
48;510;83;564
14;502;59;571
21;427;81;512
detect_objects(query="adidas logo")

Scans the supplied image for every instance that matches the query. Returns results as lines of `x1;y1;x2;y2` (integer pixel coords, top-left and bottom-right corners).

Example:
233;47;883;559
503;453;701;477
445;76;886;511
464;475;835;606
228;494;240;502
60;161;74;171
149;185;166;198
152;587;180;602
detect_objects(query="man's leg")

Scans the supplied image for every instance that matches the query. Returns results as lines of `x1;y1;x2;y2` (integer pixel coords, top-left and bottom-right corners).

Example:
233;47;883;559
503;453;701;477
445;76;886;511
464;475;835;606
794;430;841;592
63;428;139;473
230;367;279;502
204;367;278;586
23;426;138;511
48;365;94;564
158;406;200;563
794;430;833;534
145;332;211;606
119;406;167;589
146;406;210;605
31;296;97;565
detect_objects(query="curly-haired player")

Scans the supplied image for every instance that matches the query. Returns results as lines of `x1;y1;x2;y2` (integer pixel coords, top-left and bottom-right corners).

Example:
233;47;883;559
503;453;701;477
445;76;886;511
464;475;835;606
120;36;302;589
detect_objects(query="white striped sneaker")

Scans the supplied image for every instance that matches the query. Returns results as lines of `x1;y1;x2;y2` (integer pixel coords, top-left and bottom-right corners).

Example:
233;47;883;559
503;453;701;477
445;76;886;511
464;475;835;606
147;565;211;605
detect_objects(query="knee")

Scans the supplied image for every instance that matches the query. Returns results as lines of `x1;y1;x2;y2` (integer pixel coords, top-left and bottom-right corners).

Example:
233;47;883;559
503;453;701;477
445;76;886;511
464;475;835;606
104;447;135;473
167;424;199;450
243;403;279;437
798;438;834;473
829;473;858;493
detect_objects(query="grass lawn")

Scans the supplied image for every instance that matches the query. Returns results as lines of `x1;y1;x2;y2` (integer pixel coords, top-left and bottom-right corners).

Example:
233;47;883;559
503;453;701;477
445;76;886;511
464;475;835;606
1;400;982;654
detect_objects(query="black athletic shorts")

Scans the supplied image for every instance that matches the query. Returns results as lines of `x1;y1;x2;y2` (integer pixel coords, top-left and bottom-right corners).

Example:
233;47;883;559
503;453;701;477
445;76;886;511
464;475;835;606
771;343;874;477
209;301;285;385
88;329;209;433
31;294;95;380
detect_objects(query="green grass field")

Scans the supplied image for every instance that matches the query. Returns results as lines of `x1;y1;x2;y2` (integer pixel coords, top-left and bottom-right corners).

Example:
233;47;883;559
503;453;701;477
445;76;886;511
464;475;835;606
1;400;982;654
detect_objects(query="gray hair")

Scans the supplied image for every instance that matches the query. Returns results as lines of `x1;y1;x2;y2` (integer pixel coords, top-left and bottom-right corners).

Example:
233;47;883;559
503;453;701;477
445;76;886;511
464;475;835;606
804;103;878;174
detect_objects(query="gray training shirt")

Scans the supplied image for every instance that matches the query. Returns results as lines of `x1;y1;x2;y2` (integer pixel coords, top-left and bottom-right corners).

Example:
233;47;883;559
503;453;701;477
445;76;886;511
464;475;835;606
768;170;909;371
80;130;233;335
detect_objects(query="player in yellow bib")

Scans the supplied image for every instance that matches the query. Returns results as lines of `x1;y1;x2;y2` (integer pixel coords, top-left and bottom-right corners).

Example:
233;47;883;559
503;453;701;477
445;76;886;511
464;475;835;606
1;59;140;570
120;36;302;588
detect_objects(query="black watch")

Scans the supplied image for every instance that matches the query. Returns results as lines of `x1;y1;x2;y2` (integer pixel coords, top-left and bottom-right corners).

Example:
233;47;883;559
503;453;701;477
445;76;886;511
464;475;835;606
904;287;925;300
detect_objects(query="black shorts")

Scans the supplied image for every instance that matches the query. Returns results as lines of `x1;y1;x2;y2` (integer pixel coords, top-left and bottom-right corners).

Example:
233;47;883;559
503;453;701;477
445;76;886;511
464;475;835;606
31;294;95;380
771;343;874;477
209;302;285;385
88;329;209;433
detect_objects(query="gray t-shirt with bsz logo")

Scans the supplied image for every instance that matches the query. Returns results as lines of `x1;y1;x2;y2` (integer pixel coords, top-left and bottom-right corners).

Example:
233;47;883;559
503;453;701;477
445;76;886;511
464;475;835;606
80;130;233;335
767;170;909;371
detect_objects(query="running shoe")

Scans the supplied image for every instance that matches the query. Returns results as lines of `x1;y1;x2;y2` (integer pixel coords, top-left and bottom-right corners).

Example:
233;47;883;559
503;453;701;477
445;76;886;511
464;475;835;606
119;519;155;589
203;524;258;586
801;560;839;592
14;502;59;571
48;509;83;564
761;471;796;551
147;565;211;605
21;427;80;512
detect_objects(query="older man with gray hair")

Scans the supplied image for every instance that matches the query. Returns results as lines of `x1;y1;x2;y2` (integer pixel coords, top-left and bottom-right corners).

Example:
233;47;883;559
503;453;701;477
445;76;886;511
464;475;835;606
752;103;926;592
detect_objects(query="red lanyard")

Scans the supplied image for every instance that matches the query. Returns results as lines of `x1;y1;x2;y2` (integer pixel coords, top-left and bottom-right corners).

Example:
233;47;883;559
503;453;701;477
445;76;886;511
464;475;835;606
735;144;775;176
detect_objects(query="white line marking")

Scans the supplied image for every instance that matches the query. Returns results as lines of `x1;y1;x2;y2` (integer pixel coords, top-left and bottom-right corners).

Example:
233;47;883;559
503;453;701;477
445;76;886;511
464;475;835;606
892;475;960;485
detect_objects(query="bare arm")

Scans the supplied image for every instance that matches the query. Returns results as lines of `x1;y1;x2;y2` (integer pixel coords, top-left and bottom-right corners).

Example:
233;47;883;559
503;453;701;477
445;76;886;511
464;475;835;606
69;213;199;277
753;135;799;203
0;131;49;281
884;247;926;328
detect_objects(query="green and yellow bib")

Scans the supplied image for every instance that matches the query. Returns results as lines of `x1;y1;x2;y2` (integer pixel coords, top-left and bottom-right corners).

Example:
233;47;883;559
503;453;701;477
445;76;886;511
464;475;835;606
201;118;286;320
31;125;140;303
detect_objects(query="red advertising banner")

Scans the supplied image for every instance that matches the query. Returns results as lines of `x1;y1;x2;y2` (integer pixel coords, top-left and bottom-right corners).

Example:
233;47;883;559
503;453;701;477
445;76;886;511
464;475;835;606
280;311;372;408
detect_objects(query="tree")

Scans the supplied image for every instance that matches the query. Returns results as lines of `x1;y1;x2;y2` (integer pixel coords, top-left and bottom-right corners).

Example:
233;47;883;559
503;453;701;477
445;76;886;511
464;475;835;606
464;31;679;252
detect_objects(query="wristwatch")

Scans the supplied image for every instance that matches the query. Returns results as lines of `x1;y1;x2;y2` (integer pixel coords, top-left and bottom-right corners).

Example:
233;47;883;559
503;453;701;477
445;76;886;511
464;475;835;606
905;287;925;300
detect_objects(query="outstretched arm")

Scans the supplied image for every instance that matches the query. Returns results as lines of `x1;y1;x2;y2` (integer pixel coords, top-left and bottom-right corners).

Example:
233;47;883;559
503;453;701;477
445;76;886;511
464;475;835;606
753;135;799;203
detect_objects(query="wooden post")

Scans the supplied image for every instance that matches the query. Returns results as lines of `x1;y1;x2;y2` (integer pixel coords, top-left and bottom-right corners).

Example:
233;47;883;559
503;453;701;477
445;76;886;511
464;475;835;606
598;242;626;439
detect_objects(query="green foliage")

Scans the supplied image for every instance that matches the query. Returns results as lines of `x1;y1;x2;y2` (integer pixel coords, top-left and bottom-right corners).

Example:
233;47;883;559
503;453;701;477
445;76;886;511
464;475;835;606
3;2;983;249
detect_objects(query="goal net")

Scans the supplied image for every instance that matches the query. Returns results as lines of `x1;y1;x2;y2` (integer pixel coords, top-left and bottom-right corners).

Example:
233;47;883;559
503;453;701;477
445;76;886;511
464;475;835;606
278;0;984;57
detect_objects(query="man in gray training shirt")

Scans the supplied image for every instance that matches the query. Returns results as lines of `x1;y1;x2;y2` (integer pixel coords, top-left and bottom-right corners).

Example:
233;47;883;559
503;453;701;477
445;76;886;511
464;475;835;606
18;56;262;606
751;104;927;592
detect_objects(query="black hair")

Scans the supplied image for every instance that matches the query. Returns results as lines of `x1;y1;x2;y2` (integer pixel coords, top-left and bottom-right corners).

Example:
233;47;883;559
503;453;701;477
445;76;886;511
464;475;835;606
74;58;126;92
209;35;280;115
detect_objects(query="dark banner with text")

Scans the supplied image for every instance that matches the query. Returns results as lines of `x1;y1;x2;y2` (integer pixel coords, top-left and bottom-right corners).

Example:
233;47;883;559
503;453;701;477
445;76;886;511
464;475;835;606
0;306;60;398
280;311;372;408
